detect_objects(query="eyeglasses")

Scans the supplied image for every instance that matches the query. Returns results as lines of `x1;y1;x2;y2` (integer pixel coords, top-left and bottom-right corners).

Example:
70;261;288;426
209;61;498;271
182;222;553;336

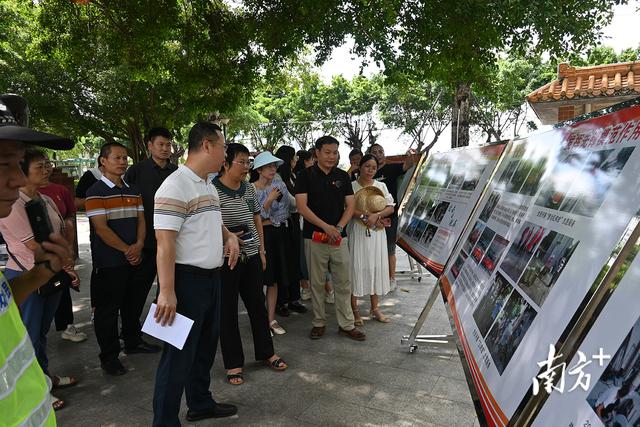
232;160;252;167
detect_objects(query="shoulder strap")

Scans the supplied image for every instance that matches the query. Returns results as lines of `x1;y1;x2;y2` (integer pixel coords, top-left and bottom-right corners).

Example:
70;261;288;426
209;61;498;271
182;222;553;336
5;244;27;272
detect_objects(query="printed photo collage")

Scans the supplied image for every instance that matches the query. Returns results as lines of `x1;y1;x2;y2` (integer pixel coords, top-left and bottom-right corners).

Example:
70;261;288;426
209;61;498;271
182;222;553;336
586;314;640;427
449;143;584;376
400;154;488;249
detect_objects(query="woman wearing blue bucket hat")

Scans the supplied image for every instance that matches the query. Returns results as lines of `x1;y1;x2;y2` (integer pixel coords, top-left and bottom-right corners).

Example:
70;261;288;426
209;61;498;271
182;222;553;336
250;152;291;335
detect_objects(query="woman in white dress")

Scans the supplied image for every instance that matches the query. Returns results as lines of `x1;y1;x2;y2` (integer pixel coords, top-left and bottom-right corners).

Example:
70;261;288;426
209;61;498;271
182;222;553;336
348;154;395;324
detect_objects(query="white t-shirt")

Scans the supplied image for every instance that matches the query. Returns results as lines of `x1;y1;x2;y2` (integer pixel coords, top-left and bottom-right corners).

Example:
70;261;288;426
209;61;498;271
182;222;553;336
154;165;224;269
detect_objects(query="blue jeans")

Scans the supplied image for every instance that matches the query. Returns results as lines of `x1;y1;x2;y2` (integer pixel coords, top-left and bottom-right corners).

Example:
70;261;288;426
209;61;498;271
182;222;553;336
6;268;62;376
152;265;222;427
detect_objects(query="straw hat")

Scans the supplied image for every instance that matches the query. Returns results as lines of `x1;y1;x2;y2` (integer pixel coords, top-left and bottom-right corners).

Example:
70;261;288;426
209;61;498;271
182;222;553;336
355;186;387;214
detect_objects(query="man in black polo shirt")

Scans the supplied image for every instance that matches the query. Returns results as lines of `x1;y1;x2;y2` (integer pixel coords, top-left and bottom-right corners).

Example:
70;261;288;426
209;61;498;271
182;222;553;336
369;143;416;288
124;127;177;327
295;136;365;341
86;142;158;376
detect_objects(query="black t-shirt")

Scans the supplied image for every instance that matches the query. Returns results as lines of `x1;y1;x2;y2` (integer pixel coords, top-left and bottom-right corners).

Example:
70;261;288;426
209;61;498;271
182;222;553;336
374;162;405;214
295;164;354;239
124;158;177;250
75;170;99;199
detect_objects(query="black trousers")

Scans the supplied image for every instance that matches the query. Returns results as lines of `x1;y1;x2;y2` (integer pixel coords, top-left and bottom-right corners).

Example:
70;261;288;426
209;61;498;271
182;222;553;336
263;225;290;306
54;286;73;331
286;214;302;302
152;266;222;427
135;248;158;322
92;264;146;363
220;255;274;369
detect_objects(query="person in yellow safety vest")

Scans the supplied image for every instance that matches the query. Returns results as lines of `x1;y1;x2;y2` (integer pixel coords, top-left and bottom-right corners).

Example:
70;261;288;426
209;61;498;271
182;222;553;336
0;94;74;426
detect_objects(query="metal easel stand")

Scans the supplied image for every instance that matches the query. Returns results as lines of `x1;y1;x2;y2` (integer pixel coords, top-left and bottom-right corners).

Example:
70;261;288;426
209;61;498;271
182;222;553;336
396;256;425;282
401;281;455;353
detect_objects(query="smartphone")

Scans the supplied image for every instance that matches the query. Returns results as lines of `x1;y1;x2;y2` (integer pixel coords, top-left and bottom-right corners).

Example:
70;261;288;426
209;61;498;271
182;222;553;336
25;199;53;243
228;224;254;242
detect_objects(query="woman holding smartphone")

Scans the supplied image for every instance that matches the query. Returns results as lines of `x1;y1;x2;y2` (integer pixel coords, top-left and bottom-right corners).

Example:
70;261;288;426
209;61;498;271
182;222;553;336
0;148;79;410
250;151;291;335
213;144;287;385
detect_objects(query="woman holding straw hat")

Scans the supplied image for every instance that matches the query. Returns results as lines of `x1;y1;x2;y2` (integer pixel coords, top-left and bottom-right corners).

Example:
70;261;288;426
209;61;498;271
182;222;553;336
348;153;395;324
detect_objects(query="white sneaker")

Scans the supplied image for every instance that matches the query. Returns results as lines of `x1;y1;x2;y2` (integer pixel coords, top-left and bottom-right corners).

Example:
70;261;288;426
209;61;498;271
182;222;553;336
61;325;87;343
270;320;286;335
325;291;335;304
301;288;312;301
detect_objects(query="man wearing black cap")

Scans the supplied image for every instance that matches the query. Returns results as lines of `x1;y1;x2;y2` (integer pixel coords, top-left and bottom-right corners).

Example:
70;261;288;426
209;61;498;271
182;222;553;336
0;93;74;425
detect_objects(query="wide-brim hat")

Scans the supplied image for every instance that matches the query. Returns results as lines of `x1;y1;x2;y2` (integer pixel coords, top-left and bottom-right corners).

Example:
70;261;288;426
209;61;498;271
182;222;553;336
355;185;387;214
0;94;74;150
253;151;284;170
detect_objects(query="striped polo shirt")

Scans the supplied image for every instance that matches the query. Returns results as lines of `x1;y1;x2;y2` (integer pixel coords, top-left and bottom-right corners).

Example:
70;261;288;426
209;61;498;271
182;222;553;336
154;165;224;270
86;175;144;268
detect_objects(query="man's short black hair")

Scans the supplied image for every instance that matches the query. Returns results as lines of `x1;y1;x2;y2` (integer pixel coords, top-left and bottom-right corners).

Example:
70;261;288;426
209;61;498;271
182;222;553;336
188;122;223;152
314;135;339;151
146;127;172;143
349;148;363;159
99;142;127;166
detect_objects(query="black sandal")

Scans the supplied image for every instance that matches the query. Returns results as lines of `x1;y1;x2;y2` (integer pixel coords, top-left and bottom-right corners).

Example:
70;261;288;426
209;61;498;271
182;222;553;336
226;372;244;385
264;357;287;371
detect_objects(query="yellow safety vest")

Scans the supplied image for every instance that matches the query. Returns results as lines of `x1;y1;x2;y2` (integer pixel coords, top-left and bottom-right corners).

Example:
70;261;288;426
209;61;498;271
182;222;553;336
0;272;55;427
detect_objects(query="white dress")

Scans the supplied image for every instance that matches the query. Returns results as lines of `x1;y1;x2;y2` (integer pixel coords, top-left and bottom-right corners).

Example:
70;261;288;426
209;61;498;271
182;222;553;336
348;180;395;297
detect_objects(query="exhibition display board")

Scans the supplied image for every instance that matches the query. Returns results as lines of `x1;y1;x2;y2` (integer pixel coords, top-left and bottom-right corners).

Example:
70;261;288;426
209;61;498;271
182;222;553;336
436;102;640;426
398;145;505;275
532;221;640;427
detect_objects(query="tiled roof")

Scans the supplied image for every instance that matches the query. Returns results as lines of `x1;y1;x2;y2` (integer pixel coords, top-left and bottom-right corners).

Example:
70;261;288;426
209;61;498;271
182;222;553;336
527;61;640;103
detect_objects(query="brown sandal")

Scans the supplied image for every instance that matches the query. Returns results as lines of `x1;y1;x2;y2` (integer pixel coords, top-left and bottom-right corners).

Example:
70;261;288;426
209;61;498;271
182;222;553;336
338;327;366;341
353;309;364;326
371;309;390;323
264;357;287;371
309;326;325;339
51;394;65;411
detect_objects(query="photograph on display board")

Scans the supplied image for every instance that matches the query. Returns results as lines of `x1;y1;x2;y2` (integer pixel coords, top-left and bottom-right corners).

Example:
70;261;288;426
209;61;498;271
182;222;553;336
412;220;428;239
500;221;546;283
479;191;501;222
471;226;496;263
473;272;514;337
430;201;450;224
462;164;487;191
535;146;635;217
451;251;468;279
484;290;538;375
449;173;465;189
586;315;640;427
463;221;486;255
517;231;579;307
420;224;438;246
480;235;509;274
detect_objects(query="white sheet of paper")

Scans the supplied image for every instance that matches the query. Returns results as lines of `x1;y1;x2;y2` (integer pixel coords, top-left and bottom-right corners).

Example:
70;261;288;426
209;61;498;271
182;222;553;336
142;303;194;350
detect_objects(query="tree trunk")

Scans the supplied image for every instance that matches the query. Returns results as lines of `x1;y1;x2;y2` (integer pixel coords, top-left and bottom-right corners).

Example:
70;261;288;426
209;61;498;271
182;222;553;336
126;121;146;163
451;82;471;148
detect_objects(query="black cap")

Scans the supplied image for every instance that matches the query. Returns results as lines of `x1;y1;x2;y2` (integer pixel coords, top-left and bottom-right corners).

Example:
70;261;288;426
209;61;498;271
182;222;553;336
0;94;74;150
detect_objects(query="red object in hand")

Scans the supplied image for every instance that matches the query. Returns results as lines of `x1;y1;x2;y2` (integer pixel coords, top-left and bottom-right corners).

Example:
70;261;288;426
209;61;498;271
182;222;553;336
312;231;342;246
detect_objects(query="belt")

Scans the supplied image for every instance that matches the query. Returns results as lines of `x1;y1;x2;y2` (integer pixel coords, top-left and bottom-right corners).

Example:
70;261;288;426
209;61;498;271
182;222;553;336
175;263;221;277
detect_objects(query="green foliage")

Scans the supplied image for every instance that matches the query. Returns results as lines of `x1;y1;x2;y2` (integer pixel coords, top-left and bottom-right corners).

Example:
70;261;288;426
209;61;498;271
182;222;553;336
378;76;451;154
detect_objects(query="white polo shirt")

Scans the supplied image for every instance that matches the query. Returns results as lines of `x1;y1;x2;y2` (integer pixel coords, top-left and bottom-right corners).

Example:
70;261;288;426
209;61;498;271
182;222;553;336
154;165;224;269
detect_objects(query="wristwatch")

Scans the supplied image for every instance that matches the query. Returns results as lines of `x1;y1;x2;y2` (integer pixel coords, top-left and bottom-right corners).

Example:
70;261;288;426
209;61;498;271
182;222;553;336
359;214;367;221
336;225;344;233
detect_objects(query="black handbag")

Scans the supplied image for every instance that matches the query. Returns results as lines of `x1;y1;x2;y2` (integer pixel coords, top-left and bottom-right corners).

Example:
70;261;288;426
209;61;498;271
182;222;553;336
5;245;70;297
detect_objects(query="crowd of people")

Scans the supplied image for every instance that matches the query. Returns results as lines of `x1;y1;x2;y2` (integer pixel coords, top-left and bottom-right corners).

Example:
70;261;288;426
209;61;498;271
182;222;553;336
1;93;416;426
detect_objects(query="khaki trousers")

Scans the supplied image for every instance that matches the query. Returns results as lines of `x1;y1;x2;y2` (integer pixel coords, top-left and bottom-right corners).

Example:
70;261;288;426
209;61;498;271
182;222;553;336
304;238;355;330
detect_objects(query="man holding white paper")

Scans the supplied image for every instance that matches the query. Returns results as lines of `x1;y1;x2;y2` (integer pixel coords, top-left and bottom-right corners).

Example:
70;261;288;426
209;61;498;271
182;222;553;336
151;122;240;426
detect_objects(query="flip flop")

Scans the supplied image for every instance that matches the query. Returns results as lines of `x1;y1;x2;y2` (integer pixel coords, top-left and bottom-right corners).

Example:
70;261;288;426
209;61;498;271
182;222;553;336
51;375;78;389
226;372;244;385
264;357;287;371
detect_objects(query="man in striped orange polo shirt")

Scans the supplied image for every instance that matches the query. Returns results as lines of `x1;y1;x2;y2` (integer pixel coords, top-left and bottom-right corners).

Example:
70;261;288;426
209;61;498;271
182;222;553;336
86;142;159;376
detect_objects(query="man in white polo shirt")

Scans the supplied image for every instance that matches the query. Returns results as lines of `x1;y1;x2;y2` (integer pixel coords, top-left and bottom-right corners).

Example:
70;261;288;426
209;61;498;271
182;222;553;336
151;122;240;426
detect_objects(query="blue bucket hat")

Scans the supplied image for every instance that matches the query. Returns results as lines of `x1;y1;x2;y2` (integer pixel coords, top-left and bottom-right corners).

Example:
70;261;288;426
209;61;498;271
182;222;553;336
252;151;284;170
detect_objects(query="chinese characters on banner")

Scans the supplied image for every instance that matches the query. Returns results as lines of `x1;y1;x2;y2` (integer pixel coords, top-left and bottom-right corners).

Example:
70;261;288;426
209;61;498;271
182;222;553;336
438;103;640;426
398;145;505;275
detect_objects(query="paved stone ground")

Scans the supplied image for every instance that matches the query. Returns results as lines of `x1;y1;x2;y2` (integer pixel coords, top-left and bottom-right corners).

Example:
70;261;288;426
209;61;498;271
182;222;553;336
49;214;480;426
